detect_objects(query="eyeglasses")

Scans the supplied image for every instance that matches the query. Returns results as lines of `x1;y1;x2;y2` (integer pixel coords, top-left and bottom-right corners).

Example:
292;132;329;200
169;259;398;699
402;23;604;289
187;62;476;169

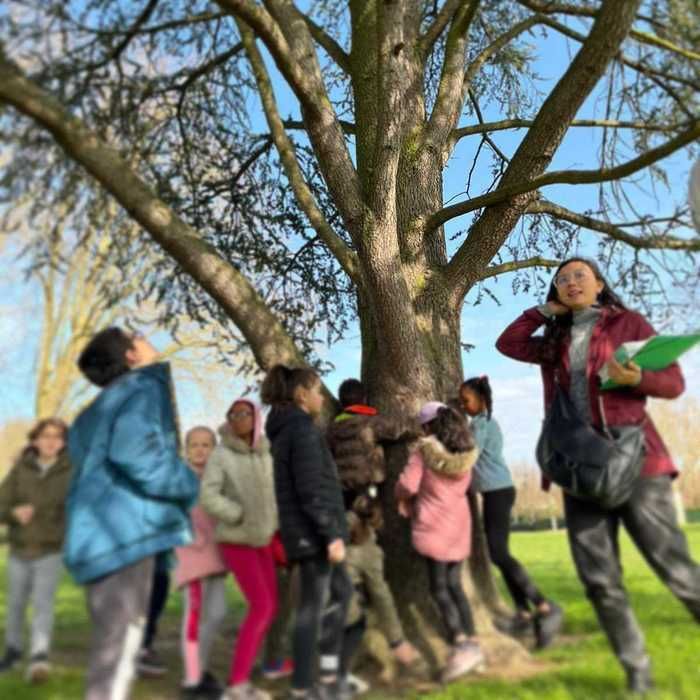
228;410;253;420
554;269;593;287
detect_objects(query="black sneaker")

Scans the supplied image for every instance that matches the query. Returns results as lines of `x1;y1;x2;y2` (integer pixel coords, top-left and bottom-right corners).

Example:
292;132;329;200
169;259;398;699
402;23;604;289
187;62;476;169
26;652;51;684
494;612;533;638
534;601;564;649
180;682;221;700
137;647;167;677
0;647;22;672
200;670;223;693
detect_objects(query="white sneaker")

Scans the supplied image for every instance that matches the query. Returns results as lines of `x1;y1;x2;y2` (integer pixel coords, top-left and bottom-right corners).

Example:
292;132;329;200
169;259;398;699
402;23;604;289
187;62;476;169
221;682;272;700
347;673;370;694
441;641;485;683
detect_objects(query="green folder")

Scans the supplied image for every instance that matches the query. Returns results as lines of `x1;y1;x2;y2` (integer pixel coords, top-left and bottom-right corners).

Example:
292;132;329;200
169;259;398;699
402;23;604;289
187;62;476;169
599;333;700;390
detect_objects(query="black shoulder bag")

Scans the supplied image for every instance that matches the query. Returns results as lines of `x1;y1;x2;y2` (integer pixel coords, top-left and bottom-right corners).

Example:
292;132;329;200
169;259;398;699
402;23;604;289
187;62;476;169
535;382;646;509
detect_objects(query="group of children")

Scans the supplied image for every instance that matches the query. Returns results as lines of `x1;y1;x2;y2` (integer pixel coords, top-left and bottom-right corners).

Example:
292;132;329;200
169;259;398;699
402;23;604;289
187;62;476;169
0;325;564;700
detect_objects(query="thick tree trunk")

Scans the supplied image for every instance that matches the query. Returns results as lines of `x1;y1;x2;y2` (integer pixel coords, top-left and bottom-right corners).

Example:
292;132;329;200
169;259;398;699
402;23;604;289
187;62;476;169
360;291;528;678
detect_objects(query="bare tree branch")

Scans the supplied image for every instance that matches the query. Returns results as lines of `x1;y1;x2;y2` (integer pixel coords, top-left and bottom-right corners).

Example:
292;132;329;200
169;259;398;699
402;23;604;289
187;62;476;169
419;0;464;56
478;255;560;280
441;0;646;302
424;1;481;151
432;121;699;230
527;200;700;251
301;14;350;72
517;0;700;61
237;22;359;280
218;0;364;236
0;53;307;371
452;117;691;142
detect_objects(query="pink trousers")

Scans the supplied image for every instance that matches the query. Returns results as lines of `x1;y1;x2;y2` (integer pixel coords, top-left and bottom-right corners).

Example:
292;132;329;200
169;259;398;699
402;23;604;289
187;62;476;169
219;542;278;686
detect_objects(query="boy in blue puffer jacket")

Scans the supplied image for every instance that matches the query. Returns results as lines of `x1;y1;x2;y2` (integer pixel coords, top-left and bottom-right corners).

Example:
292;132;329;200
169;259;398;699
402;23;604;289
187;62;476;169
66;327;199;700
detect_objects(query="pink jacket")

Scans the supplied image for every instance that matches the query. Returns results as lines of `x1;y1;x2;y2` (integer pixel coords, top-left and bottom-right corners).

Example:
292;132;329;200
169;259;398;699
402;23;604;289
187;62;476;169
395;436;478;563
174;503;227;588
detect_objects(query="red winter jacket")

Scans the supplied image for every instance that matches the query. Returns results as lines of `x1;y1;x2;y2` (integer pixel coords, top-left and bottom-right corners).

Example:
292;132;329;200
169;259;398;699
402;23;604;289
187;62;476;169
495;305;684;480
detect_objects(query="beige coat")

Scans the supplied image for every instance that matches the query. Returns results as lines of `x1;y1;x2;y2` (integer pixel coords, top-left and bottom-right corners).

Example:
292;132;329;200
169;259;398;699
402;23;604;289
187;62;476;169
200;428;278;547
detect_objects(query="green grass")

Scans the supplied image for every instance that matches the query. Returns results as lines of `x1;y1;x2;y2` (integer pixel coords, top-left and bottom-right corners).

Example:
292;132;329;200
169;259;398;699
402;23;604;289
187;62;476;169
1;526;699;699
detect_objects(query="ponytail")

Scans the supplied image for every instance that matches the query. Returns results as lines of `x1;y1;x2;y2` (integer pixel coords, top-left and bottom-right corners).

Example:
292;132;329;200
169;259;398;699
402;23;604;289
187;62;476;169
461;375;493;419
261;364;319;406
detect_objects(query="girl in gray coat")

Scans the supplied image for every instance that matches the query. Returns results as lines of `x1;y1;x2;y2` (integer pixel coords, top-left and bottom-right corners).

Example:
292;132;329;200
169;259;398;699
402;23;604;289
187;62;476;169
200;399;278;700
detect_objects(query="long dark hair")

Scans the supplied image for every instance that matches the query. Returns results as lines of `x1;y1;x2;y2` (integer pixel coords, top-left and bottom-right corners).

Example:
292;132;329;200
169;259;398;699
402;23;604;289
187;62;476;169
540;257;626;365
426;407;475;454
260;364;319;406
461;376;493;419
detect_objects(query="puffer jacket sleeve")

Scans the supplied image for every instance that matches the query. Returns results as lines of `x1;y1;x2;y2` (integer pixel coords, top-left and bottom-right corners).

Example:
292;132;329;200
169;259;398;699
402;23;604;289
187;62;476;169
199;448;243;525
495;307;548;364
290;418;342;544
395;450;425;500
626;313;685;399
108;382;199;504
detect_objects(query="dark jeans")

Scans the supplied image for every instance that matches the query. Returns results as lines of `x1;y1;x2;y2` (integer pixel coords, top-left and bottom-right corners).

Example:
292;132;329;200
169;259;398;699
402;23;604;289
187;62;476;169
425;558;475;642
482;486;545;611
292;555;353;690
565;476;700;675
142;558;170;650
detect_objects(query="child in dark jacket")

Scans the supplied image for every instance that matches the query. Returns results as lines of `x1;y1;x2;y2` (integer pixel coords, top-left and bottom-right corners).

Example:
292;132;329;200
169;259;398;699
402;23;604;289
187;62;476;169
326;378;418;492
262;365;352;700
396;402;482;683
0;418;71;683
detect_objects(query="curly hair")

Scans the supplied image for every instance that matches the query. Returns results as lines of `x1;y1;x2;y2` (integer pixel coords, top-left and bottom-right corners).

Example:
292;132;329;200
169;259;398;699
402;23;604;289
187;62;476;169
426;407;475;454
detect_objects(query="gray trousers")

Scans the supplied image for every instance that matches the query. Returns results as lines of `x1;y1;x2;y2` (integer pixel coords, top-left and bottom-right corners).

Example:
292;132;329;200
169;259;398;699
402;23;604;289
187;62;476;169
564;476;700;675
5;552;63;656
181;574;228;685
85;557;154;700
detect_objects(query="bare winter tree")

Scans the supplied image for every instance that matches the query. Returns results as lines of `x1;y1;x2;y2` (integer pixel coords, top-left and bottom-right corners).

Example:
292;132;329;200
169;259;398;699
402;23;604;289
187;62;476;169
0;0;699;670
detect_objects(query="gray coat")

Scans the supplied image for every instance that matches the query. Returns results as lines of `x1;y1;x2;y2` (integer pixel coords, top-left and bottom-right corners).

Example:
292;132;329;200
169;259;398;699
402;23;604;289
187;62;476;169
200;428;278;547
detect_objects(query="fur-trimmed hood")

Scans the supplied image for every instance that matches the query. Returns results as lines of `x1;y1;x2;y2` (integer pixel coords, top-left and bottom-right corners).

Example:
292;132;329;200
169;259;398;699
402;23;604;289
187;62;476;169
417;435;479;478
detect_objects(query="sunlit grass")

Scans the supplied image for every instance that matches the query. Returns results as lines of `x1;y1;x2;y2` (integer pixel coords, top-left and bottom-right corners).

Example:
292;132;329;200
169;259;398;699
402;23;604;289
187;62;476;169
0;525;698;698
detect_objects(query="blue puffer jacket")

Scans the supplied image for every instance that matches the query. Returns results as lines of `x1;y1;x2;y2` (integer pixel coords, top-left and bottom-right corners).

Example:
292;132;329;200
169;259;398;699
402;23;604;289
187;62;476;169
65;362;199;584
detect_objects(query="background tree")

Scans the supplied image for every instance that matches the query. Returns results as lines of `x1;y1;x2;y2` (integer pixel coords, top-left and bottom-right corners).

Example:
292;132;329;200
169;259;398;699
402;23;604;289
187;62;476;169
1;0;699;668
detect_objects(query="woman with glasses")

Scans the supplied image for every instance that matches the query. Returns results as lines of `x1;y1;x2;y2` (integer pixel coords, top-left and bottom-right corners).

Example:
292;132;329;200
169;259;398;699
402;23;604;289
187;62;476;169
200;399;279;700
496;257;700;695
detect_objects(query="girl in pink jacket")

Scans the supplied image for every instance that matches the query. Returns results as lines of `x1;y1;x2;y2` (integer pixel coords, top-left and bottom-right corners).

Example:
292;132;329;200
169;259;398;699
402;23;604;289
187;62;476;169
396;402;482;684
175;427;228;700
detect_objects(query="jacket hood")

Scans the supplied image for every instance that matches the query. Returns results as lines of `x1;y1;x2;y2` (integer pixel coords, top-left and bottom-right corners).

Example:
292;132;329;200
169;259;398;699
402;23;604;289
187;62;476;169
221;398;266;451
265;404;310;441
418;435;478;477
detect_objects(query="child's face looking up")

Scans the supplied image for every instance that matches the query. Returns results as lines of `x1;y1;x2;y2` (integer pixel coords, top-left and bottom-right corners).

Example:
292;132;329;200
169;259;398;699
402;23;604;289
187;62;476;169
186;430;216;473
460;387;483;417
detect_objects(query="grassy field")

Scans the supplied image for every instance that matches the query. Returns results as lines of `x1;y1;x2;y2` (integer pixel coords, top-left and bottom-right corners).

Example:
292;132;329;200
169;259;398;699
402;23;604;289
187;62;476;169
1;525;699;699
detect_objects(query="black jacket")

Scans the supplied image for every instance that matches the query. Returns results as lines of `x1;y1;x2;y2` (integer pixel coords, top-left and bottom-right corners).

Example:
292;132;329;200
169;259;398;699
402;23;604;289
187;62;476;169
266;405;348;561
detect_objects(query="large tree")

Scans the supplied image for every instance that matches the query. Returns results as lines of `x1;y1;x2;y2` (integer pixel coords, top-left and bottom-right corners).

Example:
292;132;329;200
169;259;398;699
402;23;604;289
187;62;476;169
1;0;699;670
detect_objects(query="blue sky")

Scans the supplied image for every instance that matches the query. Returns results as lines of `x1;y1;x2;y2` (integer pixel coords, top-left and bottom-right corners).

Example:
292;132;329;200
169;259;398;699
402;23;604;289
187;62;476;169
1;13;698;464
